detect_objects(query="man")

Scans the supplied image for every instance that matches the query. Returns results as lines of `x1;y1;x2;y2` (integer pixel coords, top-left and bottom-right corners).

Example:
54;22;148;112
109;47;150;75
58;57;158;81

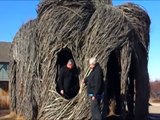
83;57;104;120
58;59;79;99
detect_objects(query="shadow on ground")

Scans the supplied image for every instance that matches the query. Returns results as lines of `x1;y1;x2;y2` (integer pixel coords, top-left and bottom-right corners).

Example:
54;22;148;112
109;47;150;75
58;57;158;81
148;114;160;120
104;114;160;120
105;115;123;120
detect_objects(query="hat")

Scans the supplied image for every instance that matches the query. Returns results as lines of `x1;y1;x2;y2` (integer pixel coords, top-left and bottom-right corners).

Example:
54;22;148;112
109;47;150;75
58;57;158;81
67;59;74;64
89;57;97;64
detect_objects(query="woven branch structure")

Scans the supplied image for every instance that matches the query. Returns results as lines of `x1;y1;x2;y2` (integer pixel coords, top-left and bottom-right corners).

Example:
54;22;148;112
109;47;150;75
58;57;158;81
9;0;150;120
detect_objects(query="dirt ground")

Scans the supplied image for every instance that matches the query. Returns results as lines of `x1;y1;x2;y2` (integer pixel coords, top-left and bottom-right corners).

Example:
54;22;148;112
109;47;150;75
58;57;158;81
0;102;160;120
149;104;160;114
148;100;160;120
149;99;160;113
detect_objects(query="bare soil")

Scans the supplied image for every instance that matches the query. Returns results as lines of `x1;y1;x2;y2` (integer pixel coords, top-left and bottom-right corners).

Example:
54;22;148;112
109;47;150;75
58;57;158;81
0;101;160;120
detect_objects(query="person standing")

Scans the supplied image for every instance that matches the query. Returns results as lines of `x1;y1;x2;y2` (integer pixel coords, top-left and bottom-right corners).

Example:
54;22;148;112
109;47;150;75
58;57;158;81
82;57;104;120
58;59;79;99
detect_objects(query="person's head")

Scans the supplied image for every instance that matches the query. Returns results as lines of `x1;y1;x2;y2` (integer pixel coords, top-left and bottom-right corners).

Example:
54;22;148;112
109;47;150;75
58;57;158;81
89;57;97;69
67;59;74;69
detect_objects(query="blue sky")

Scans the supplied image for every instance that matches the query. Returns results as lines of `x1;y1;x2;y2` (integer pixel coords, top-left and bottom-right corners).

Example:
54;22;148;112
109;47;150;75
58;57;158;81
0;0;159;81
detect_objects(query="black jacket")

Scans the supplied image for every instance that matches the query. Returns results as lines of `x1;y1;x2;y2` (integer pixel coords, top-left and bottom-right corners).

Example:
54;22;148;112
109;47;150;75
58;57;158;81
84;63;104;97
58;66;79;94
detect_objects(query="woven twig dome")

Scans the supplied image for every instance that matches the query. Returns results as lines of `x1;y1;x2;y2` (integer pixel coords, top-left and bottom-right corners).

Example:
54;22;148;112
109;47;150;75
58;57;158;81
10;1;150;120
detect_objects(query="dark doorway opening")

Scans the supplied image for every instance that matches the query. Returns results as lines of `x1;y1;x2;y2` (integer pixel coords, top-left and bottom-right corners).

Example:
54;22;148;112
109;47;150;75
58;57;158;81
107;51;121;114
55;47;80;99
103;51;136;119
103;50;121;118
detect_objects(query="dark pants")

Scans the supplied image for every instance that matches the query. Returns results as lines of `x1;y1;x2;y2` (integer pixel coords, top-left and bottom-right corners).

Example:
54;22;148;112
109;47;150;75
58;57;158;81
90;97;102;120
64;88;76;99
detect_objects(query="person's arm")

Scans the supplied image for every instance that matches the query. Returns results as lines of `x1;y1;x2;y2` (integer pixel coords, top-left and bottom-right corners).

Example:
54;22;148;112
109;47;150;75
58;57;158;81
93;67;103;97
83;76;89;85
82;67;92;85
59;67;64;95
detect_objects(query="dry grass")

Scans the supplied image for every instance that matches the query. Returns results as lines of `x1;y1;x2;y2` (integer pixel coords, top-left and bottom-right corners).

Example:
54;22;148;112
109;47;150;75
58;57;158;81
0;112;24;120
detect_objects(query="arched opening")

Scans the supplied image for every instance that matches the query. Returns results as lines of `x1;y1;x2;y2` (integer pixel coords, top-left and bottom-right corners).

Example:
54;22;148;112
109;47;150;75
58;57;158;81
102;50;137;119
102;50;121;118
55;47;80;99
107;50;121;115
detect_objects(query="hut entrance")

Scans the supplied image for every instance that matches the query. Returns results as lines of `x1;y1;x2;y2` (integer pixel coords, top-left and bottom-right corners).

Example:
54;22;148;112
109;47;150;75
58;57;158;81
103;51;136;117
104;50;121;116
55;47;79;99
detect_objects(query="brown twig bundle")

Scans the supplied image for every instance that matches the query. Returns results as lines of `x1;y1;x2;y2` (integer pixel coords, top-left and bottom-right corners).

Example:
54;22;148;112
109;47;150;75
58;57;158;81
117;2;151;52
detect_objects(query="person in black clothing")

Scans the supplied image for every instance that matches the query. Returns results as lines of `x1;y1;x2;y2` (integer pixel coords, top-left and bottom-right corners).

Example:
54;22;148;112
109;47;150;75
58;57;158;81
82;57;104;120
58;59;79;99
